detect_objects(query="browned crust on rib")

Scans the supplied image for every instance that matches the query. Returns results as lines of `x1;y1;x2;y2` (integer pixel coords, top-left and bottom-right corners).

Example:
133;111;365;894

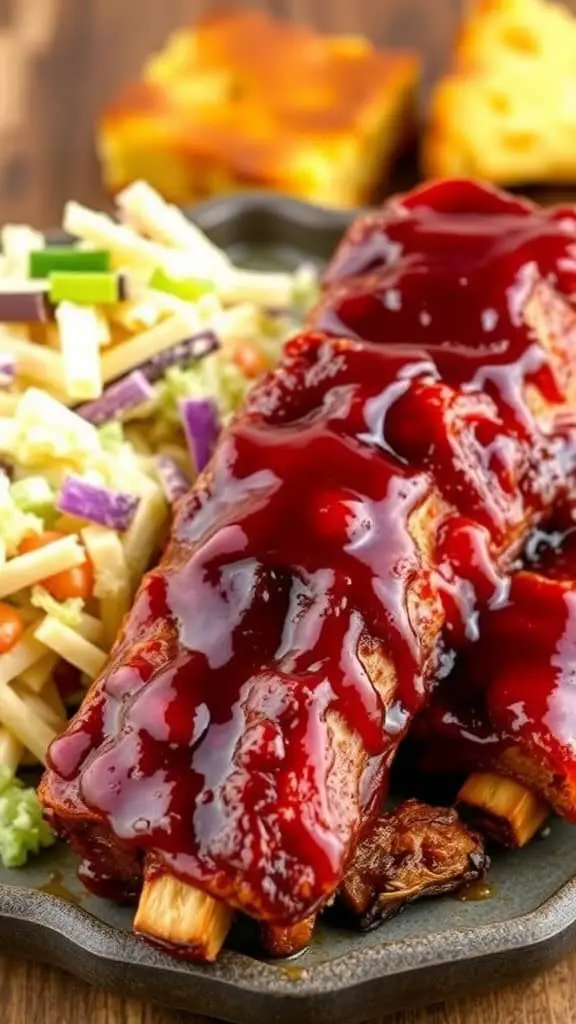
338;799;488;930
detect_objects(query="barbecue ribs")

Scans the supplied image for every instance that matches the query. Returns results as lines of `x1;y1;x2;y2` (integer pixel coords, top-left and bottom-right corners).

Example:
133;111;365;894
40;179;576;959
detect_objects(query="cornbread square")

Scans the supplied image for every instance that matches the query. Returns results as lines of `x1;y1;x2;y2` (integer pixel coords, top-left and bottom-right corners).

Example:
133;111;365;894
98;9;419;209
423;0;576;184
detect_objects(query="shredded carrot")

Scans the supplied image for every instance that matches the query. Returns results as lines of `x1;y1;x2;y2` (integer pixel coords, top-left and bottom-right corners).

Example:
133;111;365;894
0;603;25;653
19;531;94;601
232;341;269;379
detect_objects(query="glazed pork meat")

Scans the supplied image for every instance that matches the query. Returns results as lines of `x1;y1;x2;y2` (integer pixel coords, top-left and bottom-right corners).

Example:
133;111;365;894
412;503;576;836
40;179;576;960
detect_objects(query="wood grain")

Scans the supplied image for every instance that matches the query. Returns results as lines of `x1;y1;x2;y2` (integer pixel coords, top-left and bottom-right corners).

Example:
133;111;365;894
2;0;576;1021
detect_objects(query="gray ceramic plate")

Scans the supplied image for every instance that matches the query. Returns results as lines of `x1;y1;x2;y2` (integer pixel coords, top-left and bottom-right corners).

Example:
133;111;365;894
3;192;576;1024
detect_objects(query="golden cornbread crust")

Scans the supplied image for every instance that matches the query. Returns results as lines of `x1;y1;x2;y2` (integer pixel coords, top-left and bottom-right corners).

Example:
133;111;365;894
98;8;419;208
423;0;576;184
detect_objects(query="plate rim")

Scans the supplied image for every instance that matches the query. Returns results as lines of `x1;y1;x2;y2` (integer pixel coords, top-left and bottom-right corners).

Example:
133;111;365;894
1;867;576;998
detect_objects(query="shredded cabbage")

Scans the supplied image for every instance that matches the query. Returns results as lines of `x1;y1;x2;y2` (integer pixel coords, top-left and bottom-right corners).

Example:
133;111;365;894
3;390;102;471
11;476;55;519
0;766;55;868
98;421;126;454
0;476;42;554
30;586;84;627
156;355;249;423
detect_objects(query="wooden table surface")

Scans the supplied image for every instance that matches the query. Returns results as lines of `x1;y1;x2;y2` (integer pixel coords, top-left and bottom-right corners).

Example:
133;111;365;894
2;0;576;1021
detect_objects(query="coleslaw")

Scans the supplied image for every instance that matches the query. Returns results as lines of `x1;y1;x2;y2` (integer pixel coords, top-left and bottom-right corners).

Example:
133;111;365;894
0;180;317;865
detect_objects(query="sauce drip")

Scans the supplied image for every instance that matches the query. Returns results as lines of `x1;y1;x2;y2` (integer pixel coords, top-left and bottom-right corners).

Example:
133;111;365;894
37;870;82;906
454;880;495;903
45;179;576;920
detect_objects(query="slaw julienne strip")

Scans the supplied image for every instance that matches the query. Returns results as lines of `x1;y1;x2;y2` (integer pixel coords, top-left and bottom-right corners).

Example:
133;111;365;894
0;180;316;863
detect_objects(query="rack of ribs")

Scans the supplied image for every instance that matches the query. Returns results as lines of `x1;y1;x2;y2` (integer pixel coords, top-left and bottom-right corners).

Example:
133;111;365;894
39;179;576;960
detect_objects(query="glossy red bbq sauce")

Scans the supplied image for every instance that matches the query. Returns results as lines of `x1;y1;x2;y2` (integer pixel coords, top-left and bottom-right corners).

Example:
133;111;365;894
44;179;576;920
413;505;576;810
